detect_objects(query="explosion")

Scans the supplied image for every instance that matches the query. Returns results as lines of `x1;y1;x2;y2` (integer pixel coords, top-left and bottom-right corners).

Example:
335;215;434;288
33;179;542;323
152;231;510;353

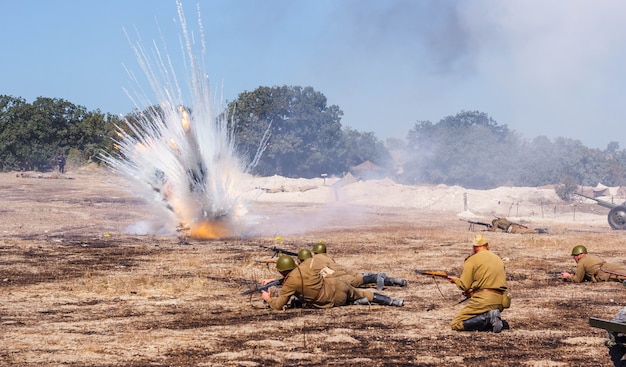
102;1;267;239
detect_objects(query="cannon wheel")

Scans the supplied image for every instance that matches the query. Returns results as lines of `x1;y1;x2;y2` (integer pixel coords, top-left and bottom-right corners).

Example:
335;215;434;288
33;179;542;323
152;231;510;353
608;205;626;230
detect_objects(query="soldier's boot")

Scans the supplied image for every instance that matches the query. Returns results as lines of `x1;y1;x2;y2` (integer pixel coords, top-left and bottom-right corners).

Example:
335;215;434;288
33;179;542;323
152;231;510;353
461;313;490;331
353;297;370;305
376;273;387;290
361;273;378;286
384;277;408;287
488;309;503;333
372;293;404;307
361;272;387;290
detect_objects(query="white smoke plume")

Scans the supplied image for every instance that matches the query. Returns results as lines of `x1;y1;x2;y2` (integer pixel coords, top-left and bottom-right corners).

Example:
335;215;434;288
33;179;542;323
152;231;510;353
102;1;262;239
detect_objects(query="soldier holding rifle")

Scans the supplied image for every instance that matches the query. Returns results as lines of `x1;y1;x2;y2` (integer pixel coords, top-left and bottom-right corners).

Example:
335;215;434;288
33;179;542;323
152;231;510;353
447;234;510;332
261;255;404;310
307;243;407;290
562;245;626;283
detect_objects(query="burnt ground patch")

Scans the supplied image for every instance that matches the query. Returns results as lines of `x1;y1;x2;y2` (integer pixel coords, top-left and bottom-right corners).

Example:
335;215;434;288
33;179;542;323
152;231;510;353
0;235;173;287
0;170;622;366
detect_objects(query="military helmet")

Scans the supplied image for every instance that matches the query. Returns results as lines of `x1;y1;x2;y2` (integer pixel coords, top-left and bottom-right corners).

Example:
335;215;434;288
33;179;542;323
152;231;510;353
298;248;312;262
275;255;296;272
312;242;327;254
571;245;588;256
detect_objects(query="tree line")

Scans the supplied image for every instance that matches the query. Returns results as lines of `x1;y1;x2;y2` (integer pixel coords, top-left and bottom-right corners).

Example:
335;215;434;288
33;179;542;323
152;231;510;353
2;89;626;191
0;95;119;171
401;110;626;190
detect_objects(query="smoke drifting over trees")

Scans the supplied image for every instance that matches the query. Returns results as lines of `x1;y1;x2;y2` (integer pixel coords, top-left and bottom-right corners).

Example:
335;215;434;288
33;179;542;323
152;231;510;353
400;110;626;189
2;92;625;189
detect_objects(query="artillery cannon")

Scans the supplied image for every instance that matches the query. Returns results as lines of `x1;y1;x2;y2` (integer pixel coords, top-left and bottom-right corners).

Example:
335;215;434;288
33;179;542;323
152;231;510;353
574;193;626;230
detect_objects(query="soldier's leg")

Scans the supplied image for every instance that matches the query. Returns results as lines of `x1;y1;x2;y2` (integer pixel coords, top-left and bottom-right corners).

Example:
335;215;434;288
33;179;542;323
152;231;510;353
350;274;366;288
351;286;374;304
361;272;386;290
361;273;377;285
362;272;407;289
451;305;476;331
384;275;408;287
371;293;404;307
451;295;501;331
347;283;403;307
332;280;371;306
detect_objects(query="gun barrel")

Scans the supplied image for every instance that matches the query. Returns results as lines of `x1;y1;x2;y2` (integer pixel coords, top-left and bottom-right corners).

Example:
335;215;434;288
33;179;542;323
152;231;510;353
241;278;283;295
259;245;299;257
574;192;618;209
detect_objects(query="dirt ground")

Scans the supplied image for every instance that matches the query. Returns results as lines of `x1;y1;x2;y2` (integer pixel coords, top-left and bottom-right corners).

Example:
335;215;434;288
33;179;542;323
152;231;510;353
1;166;626;366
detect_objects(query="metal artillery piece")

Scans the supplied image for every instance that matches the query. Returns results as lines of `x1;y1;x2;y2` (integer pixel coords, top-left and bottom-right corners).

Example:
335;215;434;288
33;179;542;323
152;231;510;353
574;193;626;230
590;306;626;367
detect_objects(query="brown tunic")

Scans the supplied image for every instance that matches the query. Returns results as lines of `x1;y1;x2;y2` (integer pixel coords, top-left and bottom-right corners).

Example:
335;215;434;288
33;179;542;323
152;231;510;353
451;249;509;331
307;254;365;287
266;260;372;310
570;254;626;283
492;218;535;233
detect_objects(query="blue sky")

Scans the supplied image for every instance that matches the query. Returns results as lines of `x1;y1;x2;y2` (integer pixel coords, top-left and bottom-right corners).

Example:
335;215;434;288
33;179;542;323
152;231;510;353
2;0;626;150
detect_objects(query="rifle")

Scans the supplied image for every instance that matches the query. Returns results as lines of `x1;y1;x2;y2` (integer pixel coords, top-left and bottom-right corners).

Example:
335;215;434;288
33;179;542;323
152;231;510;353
255;259;277;264
259;245;298;257
415;270;471;302
241;278;284;295
459;219;493;231
546;270;573;280
415;270;458;278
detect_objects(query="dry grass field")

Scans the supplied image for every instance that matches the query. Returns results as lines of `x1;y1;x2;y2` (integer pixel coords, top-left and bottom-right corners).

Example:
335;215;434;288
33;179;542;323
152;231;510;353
1;166;625;366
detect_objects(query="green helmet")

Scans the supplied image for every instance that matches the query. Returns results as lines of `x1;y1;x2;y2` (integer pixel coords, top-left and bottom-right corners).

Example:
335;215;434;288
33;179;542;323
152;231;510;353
298;248;312;262
275;255;296;272
312;242;326;254
571;245;588;256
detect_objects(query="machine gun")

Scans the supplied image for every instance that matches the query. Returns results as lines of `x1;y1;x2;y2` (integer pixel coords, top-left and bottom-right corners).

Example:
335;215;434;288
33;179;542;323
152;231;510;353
259;245;299;257
241;278;284;295
459;219;493;231
574;192;626;230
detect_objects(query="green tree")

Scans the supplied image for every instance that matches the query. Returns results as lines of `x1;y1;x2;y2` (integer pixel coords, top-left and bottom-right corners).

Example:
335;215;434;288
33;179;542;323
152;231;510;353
227;85;345;178
555;175;579;201
334;127;392;176
402;111;518;188
0;95;29;170
0;95;120;171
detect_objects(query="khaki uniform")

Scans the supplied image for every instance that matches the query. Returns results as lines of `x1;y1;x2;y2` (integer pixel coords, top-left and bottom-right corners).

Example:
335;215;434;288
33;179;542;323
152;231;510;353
491;218;535;234
266;261;373;310
308;253;365;287
491;218;512;231
569;254;626;283
508;223;535;234
451;249;509;331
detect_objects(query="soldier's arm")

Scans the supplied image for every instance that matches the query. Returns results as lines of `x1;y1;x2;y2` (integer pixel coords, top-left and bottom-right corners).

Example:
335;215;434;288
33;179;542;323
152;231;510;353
266;277;297;310
454;264;473;292
569;262;587;283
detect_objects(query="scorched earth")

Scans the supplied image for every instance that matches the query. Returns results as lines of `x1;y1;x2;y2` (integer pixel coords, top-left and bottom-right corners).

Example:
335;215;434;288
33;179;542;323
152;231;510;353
0;165;624;366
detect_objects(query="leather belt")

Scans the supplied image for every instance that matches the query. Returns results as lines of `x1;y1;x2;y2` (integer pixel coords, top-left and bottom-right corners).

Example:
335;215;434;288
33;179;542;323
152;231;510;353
473;288;504;295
